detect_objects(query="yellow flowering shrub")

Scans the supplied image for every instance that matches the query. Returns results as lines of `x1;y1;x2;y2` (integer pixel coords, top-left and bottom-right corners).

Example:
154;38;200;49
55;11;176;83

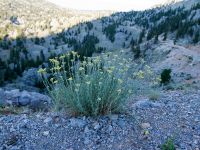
39;51;132;116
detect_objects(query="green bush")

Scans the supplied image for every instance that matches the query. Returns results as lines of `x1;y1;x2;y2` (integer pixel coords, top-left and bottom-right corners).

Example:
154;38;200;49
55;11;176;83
162;138;175;150
131;46;141;59
161;69;171;85
39;51;132;116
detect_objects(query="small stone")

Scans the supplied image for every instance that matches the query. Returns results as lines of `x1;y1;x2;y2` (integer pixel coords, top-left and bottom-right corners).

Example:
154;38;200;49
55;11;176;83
70;118;86;128
43;131;50;136
53;116;60;123
6;134;18;146
133;99;163;109
84;126;91;134
84;138;90;145
141;123;151;129
194;118;199;122
108;125;113;132
193;139;198;145
18;119;29;129
118;119;126;128
93;122;100;130
109;114;118;121
44;117;53;123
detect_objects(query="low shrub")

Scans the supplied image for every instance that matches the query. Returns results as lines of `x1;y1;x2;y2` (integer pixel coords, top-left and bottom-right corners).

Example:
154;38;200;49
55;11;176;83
161;138;175;150
148;90;161;101
0;106;24;115
39;51;133;116
161;69;171;85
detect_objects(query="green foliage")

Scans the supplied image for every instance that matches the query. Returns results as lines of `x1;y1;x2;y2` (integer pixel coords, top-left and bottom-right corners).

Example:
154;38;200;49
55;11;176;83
39;51;133;116
75;34;99;58
96;47;106;53
4;67;17;81
86;22;93;31
0;58;6;68
40;50;45;61
103;23;117;43
131;45;141;59
0;106;24;115
34;37;40;45
0;58;6;85
192;3;200;10
163;32;167;41
161;69;171;85
16;37;24;48
154;34;159;44
162;138;175;150
138;29;145;44
126;4;200;43
193;32;199;44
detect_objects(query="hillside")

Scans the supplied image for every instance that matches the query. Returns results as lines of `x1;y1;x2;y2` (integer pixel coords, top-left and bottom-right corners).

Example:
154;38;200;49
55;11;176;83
0;0;199;87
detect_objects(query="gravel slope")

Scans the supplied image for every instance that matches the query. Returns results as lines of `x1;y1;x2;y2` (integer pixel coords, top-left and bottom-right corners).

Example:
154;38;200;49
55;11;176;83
0;90;200;150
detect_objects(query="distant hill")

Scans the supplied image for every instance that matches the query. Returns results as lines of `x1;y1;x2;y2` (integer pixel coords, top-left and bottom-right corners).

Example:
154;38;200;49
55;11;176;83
0;0;199;86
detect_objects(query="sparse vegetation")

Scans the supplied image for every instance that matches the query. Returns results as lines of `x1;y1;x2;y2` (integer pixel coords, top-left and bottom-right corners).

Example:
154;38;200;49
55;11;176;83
0;106;24;115
131;45;141;59
161;138;175;150
0;0;200;149
148;90;161;101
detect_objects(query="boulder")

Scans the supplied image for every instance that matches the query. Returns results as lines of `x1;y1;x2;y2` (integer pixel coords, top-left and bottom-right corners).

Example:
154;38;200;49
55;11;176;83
0;88;51;110
20;68;41;87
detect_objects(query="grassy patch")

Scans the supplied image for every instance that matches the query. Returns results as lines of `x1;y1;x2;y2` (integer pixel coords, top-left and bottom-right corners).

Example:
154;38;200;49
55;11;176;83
162;138;175;150
148;90;161;101
0;106;24;115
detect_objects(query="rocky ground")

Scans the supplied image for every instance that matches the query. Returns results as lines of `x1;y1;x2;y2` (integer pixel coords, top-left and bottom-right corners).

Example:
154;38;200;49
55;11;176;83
0;90;200;150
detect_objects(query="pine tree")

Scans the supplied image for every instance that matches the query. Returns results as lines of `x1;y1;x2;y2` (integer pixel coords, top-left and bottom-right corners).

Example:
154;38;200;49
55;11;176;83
154;34;159;44
193;32;199;44
138;29;145;44
131;45;141;59
40;50;45;62
163;32;167;41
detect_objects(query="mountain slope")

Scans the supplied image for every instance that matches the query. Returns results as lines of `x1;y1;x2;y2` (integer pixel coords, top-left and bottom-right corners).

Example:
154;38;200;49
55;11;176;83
0;0;199;86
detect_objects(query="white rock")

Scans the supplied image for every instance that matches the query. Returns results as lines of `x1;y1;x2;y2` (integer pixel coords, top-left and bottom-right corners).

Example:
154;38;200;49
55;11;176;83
43;131;50;136
141;123;151;129
109;114;118;121
44;117;53;123
70;118;86;128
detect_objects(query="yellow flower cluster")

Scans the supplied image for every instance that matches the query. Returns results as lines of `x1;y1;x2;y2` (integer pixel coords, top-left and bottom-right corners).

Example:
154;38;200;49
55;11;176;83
38;68;46;74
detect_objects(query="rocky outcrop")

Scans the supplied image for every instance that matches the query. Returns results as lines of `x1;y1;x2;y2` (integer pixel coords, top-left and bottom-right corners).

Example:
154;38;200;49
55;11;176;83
19;68;41;87
0;88;51;110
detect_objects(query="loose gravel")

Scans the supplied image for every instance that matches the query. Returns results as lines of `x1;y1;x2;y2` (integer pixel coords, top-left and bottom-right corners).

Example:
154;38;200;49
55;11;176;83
0;90;200;150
